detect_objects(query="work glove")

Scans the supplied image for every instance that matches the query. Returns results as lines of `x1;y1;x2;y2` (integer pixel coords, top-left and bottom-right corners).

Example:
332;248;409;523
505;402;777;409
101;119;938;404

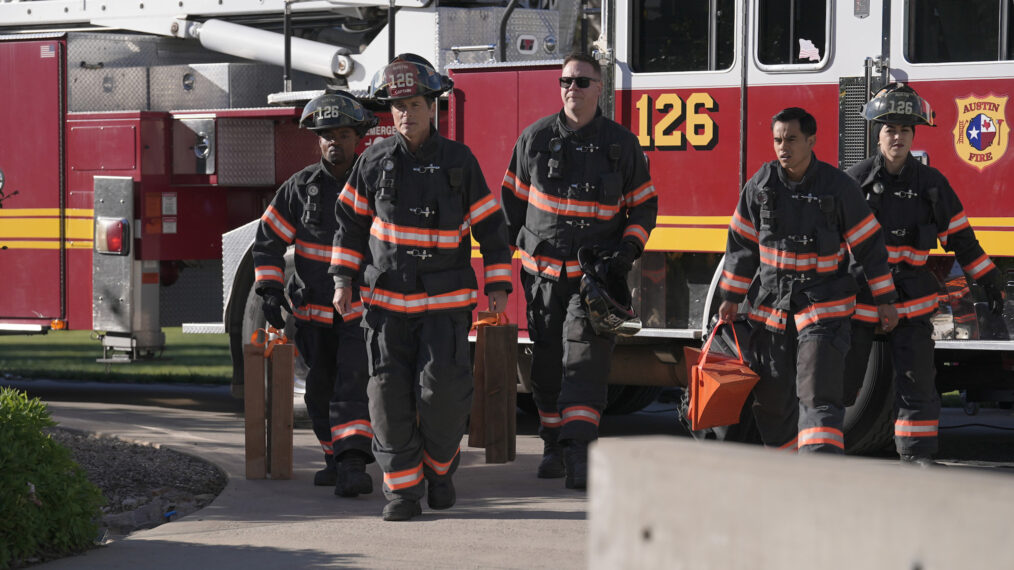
981;274;1006;316
261;289;292;329
603;241;639;277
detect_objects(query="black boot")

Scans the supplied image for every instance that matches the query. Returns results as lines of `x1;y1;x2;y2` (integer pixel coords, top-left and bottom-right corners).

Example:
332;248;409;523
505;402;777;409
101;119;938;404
335;451;374;497
313;454;337;486
382;499;422;521
563;440;588;490
427;478;456;510
537;439;566;479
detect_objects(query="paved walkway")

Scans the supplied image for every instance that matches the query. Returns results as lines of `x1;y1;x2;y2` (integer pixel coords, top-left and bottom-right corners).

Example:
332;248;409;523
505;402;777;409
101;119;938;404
31;390;590;569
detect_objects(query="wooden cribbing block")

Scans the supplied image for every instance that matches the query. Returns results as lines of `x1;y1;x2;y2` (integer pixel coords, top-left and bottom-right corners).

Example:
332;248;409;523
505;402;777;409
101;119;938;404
468;312;518;463
243;344;267;479
243;342;294;480
267;344;294;480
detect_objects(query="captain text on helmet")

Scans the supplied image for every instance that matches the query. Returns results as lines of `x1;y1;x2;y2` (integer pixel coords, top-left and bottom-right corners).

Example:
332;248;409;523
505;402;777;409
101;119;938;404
329;54;513;522
842;83;1005;467
252;90;378;497
500;53;658;490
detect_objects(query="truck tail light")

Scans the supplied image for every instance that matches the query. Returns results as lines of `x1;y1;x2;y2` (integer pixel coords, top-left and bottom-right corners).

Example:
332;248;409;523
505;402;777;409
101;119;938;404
95;217;130;256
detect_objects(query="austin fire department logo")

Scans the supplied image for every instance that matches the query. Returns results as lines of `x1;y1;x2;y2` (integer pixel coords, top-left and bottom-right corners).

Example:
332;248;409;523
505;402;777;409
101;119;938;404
953;94;1009;171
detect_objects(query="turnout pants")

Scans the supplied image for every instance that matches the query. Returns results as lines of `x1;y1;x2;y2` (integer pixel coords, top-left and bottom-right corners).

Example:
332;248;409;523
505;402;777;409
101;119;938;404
294;319;373;464
363;310;472;502
845;319;939;457
522;272;615;446
750;316;851;454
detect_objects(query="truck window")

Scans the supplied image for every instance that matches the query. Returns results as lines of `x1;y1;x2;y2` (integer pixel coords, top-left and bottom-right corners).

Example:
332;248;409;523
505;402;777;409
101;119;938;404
756;0;829;66
631;0;735;73
906;0;1014;62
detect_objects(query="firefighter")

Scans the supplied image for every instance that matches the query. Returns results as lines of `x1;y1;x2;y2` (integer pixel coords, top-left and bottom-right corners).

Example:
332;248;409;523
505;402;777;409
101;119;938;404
252;91;378;496
501;52;658;489
331;54;512;521
842;83;1006;466
716;107;899;453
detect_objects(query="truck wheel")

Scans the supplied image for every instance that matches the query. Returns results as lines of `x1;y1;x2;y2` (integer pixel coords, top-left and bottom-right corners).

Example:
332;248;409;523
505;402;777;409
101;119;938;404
844;339;895;455
227;252;309;409
603;386;664;415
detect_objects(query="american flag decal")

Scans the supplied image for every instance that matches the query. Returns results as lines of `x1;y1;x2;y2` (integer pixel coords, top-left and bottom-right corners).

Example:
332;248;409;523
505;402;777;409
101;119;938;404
40;44;55;59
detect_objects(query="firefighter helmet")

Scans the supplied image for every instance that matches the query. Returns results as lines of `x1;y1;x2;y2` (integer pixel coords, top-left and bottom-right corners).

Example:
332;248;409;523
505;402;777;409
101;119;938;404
861;82;935;127
367;53;453;103
578;247;642;337
299;91;378;136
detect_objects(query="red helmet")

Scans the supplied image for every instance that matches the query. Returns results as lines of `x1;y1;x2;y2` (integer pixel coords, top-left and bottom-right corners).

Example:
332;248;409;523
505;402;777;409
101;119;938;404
367;53;453;102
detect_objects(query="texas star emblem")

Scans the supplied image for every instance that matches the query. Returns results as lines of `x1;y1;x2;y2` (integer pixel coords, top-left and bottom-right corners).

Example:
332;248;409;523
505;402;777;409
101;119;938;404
953;94;1009;171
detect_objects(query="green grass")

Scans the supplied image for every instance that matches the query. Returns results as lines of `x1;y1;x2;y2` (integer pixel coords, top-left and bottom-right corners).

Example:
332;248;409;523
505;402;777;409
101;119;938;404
0;327;231;384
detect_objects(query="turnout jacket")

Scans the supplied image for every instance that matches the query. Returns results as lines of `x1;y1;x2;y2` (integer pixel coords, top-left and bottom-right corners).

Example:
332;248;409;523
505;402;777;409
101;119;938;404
846;153;998;322
501;109;658;280
329;128;512;315
253;159;362;326
720;155;897;333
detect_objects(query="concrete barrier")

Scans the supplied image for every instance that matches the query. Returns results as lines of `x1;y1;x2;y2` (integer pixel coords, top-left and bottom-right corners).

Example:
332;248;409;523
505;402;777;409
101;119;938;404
589;436;1014;569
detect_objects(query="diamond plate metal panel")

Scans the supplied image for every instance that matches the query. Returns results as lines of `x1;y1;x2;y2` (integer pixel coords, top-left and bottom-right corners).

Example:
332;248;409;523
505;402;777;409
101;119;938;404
68;66;149;112
839;76;874;170
150;63;282;111
92;177;134;333
159;260;224;327
436;5;575;70
217;118;275;185
222;219;259;317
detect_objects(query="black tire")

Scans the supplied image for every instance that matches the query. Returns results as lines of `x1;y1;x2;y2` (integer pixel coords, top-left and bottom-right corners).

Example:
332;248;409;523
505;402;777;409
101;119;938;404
227;251;309;404
514;386;662;416
603;386;664;415
844;339;895;455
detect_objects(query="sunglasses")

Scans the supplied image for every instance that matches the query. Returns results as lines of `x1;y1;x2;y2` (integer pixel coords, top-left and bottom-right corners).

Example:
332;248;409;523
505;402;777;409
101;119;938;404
559;76;598;89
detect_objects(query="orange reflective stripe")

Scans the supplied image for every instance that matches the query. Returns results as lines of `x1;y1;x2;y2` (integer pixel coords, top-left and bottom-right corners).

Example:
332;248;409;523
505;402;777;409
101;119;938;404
484;263;512;284
423;448;460;476
361;287;477;314
895;419;939;437
520;250;582;280
295;239;334;263
623;224;650;246
262;205;295;243
255;266;285;283
730;210;758;243
384;463;424;491
794;296;856;331
319;440;334;455
963;253;995;280
720;270;751;295
845;213;880;247
538;411;562;428
748;304;787;331
330;246;364;271
370;219;465;249
776;437;798;451
625;180;657;208
797;427;844;449
469;193;500;225
529;185;620;220
562;405;601;426
339;183;372;216
331;420;374;441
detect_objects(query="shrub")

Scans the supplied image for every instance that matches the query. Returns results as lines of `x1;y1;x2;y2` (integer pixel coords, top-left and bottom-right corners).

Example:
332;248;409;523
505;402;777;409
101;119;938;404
0;388;104;568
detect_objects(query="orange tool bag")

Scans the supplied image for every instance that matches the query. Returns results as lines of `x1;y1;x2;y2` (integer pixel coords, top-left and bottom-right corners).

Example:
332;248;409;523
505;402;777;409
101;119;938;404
682;320;760;431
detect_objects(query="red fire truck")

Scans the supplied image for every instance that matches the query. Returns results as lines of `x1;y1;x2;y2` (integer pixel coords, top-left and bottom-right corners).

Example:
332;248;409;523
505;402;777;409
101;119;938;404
1;1;1011;451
